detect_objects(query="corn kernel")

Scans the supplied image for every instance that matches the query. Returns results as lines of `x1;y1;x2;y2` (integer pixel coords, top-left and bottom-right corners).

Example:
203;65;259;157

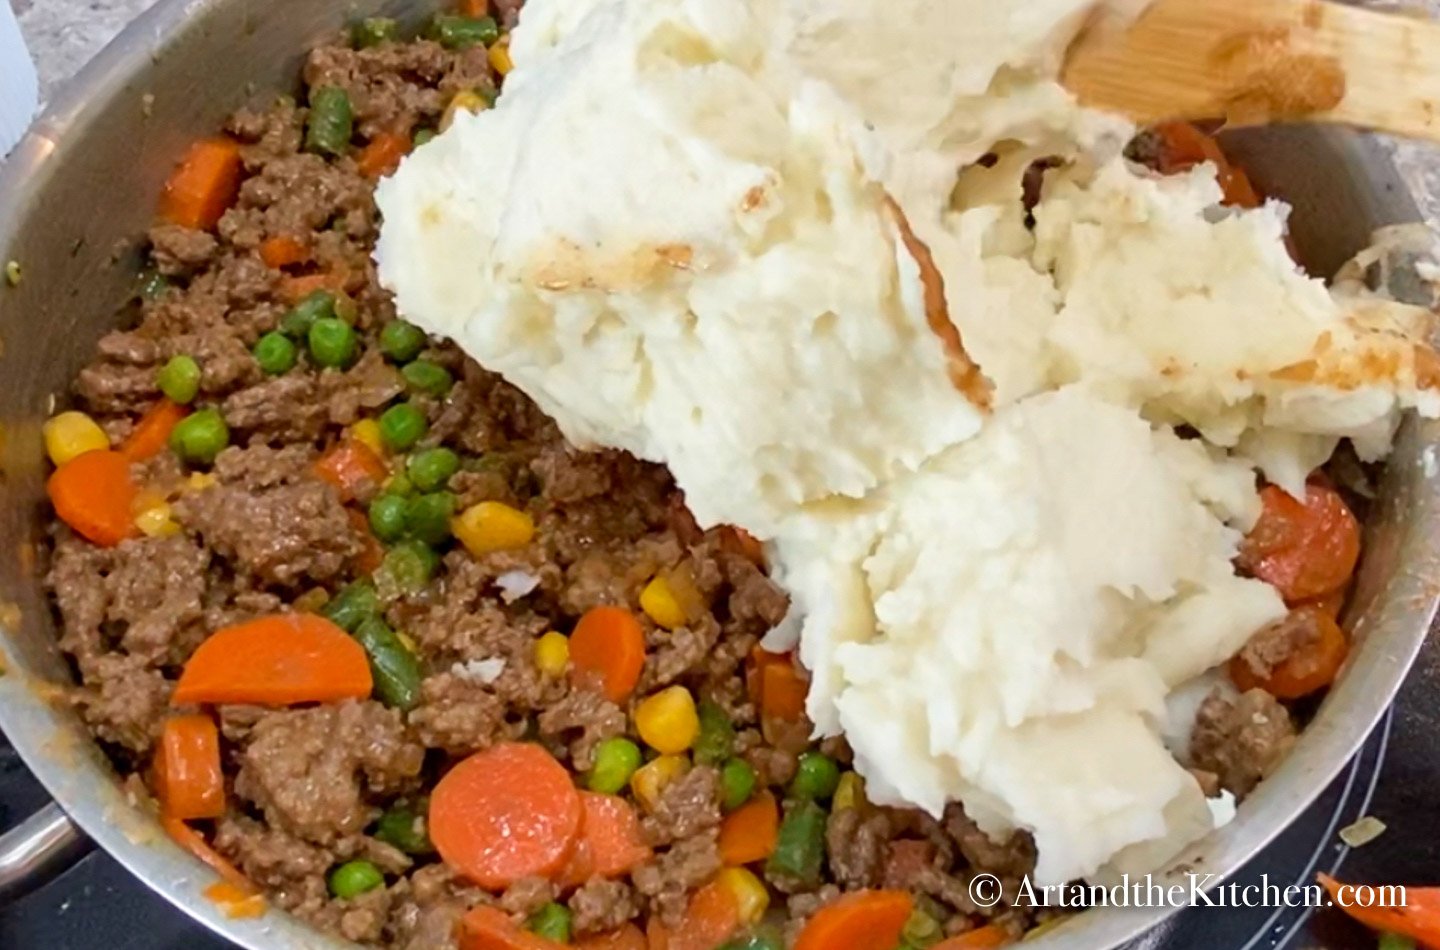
441;90;492;131
635;685;699;755
42;411;109;466
833;771;865;811
488;40;513;76
630;755;689;812
640;576;687;630
133;493;180;538
717;867;769;925
534;631;569;677
349;419;386;458
453;501;535;555
396;630;419;653
186;472;218;492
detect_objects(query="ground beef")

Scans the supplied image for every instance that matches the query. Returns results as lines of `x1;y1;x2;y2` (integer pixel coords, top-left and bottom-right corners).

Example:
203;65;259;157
640;614;722;692
302;40;491;140
322;349;404;427
632;832;722;928
742;741;798;788
149;224;219;276
71;654;170;754
640;766;722;847
221;373;329;443
234;701;424;843
102;534;211;665
408;672;512;755
212;442;318;490
1233;607;1320;681
498;877;556;917
943;804;1036;880
825;807;892;890
568;878;641;936
1190;687;1298;797
536;686;626;771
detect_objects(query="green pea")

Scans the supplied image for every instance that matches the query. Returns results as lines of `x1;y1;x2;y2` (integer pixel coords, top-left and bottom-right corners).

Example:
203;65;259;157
353;616;423;710
374;806;433;855
384;471;416;497
429;14;499;49
526;903;571;943
367;494;409;543
378;320;427;363
253;332;297;375
352;16;398;48
406;447;460;492
693;701;734;766
168;408;229;465
379;539;439;592
379;402;428;452
901;907;943;948
157;355;202;405
279;290;337;338
323;581;380;633
308;317;358;369
328;860;384;899
720;757;757;811
586;737;643;794
404;492;455;546
789;751;840;801
306;86;354;156
401;359;453;397
412;128;437;148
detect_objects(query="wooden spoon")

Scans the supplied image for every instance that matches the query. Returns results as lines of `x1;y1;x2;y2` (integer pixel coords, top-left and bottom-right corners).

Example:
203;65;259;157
1063;0;1440;142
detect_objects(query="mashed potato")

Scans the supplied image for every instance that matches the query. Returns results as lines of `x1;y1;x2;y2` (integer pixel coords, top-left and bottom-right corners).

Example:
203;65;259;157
377;0;1440;885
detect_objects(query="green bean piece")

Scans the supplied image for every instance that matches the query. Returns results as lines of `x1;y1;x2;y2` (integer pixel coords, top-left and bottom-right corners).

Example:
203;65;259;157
306;86;354;156
1378;935;1418;950
900;907;943;948
404;491;455;545
526;903;571;943
412;128;437;147
253;331;297;375
766;799;826;886
401;359;454;397
789;751;841;801
429;14;499;49
407;447;460;492
139;270;171;300
308;316;359;369
328;860;384;899
586;737;643;794
168;408;229;465
368;494;409;543
352;16;398;49
157;355;202;405
323;581;380;633
379;539;440;592
353;616;423;710
693;701;735;766
374;805;433;855
379;320;427;363
279;289;337;338
379;402;428;452
720;757;757;811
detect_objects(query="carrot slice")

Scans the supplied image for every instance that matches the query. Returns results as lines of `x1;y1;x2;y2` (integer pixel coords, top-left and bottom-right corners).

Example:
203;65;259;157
562;792;652;886
347;508;386;575
1318;875;1440;948
257;235;311;269
458;0;489;16
1152;121;1261;209
157;138;243;231
203;880;268;919
279;269;349;303
47;449;139;547
1239;483;1361;603
121;399;189;462
718;790;778;866
430;743;584;890
746;646;790;709
933;924;1012;950
576;924;647;950
357;131;412;179
719;525;766;567
155;713;225;820
666;879;741;950
172;613;372;706
1230;605;1349;699
760;662;808;722
313;440;389;502
459;905;566;950
569;606;646;704
162;816;253;890
794;890;913;950
644;920;670;950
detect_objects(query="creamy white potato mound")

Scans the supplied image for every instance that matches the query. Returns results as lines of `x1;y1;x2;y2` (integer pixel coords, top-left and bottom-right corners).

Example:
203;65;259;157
376;0;1440;885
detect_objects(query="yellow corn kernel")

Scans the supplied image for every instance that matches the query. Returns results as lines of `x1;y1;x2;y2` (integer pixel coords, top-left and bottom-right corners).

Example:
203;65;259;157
717;867;770;925
186;472;218;492
630;755;689;812
349;418;386;458
488;40;513;76
396;630;419;653
640;576;687;630
42;411;109;466
132;493;180;538
453;501;535;556
635;685;699;755
441;90;492;131
833;771;865;811
534;631;569;677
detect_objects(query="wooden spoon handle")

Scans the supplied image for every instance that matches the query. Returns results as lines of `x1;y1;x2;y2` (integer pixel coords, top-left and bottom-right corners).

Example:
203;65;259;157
1063;0;1440;143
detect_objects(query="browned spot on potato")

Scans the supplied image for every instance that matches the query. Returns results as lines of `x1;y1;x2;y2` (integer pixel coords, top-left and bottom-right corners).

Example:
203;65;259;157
1413;344;1440;389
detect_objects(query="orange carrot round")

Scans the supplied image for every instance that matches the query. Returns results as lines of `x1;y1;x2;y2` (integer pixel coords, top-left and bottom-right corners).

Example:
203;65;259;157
933;924;1012;950
158;138;243;231
172;613;372;706
760;662;808;722
569;606;646;704
155;713;225;820
257;235;311;269
718;790;778;866
1239;483;1360;603
576;924;647;950
666;879;741;950
562;792;653;886
430;743;583;890
794;890;913;950
459;905;567;950
1230;606;1348;699
47;449;139;547
357;132;412;179
313;441;389;502
122;399;189;461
